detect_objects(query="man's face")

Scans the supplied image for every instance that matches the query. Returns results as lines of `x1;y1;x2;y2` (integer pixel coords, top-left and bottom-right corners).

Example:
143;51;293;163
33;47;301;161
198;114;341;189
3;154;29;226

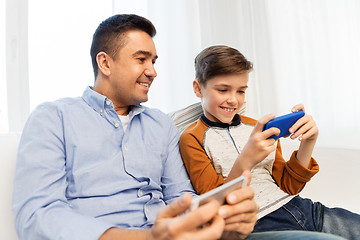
107;30;157;111
196;73;249;124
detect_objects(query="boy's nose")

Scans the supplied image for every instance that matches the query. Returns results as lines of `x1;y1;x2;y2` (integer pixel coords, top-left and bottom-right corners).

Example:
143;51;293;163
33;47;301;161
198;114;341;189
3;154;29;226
226;94;237;104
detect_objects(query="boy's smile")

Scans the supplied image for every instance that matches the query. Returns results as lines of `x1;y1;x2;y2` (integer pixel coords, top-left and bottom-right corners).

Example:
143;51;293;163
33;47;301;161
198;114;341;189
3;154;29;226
194;72;249;124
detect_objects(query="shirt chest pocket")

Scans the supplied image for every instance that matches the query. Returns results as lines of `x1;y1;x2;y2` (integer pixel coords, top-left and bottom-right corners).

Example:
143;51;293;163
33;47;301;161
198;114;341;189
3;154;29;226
123;143;165;182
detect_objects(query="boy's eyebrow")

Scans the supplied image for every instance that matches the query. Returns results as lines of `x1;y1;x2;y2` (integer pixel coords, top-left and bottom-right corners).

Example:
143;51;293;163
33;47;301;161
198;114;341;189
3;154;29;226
214;84;248;89
132;50;158;60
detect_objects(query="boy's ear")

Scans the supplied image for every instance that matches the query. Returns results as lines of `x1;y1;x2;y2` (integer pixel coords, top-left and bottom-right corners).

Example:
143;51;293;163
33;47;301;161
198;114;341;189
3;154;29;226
193;80;202;98
96;51;111;76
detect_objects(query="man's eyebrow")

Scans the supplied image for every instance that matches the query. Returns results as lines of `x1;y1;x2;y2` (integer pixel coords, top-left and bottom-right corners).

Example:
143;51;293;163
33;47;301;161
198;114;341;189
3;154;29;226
132;50;158;60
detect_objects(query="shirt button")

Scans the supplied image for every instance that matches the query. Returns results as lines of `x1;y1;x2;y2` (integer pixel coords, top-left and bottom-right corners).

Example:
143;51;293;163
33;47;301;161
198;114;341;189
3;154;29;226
139;190;143;196
100;109;103;113
114;122;120;128
106;100;111;105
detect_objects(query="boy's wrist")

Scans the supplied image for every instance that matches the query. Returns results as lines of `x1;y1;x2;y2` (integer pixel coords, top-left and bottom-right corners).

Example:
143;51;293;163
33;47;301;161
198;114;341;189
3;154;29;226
235;154;253;171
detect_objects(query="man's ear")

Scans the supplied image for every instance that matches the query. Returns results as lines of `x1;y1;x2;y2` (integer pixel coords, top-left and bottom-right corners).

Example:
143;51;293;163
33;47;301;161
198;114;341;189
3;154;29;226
193;80;202;98
96;52;111;76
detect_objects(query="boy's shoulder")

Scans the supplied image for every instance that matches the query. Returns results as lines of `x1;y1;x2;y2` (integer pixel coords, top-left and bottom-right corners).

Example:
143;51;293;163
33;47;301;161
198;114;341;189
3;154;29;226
240;115;257;126
181;117;207;134
180;117;209;142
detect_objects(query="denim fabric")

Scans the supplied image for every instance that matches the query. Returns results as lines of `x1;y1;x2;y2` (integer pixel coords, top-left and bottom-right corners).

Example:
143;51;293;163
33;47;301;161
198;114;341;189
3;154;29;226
322;205;360;240
253;196;322;232
245;231;346;240
253;195;360;240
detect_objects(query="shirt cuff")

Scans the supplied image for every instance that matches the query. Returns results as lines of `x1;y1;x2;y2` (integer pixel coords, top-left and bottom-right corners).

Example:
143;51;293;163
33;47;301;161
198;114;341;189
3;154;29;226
286;151;319;183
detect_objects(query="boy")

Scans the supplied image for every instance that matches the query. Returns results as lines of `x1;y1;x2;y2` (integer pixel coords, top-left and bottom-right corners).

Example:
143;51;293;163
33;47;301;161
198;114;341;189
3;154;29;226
179;45;360;240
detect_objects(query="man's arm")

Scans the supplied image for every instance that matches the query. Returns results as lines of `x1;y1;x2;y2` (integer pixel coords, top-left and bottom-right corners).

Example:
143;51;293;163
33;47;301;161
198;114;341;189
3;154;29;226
161;118;199;203
12;104;114;239
99;194;225;240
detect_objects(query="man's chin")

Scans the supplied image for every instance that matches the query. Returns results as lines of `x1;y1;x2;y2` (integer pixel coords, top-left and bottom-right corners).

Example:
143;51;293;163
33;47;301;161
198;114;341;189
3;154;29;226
132;97;148;105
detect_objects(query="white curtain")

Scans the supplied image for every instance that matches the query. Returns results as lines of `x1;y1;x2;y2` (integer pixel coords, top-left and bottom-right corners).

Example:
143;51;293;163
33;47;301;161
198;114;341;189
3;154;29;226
249;0;360;149
3;0;358;150
114;0;360;150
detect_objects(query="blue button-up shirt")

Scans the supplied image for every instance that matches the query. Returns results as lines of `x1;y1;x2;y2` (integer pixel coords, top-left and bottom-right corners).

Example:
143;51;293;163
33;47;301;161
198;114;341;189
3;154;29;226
12;87;195;240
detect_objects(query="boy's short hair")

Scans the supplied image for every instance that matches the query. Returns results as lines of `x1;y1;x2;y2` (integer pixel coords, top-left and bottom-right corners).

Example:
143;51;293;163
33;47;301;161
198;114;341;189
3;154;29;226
194;45;253;85
90;14;156;79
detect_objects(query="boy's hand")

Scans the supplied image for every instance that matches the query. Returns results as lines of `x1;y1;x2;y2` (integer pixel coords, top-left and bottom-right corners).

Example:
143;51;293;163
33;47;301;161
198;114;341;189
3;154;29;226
238;114;280;170
289;104;319;142
288;104;319;168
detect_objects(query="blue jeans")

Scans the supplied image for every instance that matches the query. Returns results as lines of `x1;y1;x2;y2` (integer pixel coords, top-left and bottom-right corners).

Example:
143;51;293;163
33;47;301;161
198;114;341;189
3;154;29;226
245;231;346;240
253;196;360;240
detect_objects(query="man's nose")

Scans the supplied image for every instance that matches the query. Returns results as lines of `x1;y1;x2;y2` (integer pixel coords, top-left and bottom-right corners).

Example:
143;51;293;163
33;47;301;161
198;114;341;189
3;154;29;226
144;64;157;78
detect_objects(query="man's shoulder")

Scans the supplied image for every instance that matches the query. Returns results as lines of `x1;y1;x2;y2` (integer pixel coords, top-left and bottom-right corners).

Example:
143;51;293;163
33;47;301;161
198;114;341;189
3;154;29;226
140;106;177;130
142;106;169;120
38;96;82;108
31;96;84;118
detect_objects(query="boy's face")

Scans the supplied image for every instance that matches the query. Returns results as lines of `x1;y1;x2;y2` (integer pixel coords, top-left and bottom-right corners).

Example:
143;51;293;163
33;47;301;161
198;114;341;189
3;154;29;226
194;72;249;124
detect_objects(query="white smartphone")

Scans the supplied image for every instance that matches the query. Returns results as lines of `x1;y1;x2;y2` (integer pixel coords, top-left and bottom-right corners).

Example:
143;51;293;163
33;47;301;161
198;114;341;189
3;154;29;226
189;176;248;211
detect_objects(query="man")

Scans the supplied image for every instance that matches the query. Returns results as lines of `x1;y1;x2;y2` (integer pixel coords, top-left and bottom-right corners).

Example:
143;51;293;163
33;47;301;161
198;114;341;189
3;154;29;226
12;14;345;240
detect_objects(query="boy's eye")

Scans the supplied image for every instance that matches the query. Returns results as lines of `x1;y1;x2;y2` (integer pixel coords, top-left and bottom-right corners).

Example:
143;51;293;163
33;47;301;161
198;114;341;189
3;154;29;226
138;58;146;62
217;89;227;92
238;90;245;94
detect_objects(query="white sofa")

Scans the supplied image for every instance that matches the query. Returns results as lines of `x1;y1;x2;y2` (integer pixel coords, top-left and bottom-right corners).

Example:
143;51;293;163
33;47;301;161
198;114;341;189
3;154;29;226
2;104;359;239
0;133;20;240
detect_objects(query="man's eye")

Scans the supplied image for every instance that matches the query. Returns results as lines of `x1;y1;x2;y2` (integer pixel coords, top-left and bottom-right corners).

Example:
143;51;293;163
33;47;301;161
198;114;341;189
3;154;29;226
138;58;145;62
238;90;245;94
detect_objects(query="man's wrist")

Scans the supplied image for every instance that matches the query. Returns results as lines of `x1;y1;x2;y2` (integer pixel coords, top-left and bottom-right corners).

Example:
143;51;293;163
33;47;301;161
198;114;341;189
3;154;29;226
145;228;155;240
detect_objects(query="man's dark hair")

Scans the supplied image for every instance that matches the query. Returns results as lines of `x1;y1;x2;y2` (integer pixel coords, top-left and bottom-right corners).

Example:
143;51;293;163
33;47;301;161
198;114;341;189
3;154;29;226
90;14;156;79
194;45;253;85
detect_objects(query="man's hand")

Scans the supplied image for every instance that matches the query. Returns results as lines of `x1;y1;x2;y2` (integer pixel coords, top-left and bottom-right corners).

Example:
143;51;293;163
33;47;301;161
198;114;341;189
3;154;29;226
148;193;225;240
219;171;259;240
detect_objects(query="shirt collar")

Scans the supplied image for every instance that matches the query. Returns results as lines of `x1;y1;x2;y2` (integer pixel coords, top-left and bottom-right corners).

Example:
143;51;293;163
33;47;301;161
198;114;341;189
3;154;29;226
201;113;242;128
81;86;145;116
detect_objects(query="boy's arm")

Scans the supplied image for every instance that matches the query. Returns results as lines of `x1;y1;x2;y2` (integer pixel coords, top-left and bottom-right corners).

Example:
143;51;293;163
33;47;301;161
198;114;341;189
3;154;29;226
179;129;224;194
272;141;319;195
273;104;320;195
289;104;319;168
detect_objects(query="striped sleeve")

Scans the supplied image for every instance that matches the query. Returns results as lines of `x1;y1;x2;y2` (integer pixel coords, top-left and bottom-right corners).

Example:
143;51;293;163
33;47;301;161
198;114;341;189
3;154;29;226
179;120;225;194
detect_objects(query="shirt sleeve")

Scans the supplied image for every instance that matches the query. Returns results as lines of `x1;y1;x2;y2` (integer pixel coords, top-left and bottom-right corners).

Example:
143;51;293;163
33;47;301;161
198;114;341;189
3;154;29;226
272;141;319;195
160;117;196;204
179;124;225;194
12;104;114;240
